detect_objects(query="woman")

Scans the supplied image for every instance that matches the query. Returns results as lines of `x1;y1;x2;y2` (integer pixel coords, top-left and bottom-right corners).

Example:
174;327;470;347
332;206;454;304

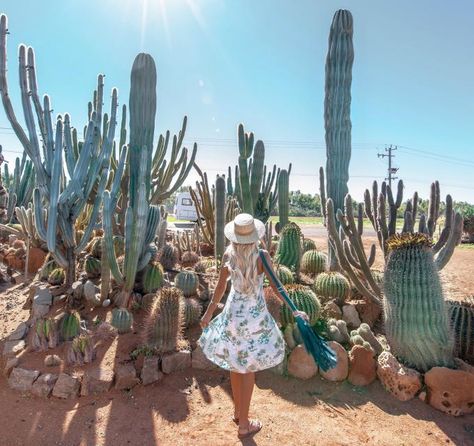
198;213;309;439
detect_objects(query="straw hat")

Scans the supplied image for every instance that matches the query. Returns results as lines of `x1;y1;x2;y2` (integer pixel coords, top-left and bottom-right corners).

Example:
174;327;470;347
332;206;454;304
224;213;265;244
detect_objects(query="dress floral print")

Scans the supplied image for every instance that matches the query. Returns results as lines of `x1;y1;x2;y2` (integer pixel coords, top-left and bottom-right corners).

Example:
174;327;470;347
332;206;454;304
198;273;285;373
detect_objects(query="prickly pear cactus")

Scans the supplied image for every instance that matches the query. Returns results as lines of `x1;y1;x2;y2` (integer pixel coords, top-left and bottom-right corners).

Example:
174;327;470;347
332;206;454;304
384;233;454;371
143;287;186;353
175;270;199;297
313;271;350;305
301;250;327;275
280;285;321;327
111;308;133;334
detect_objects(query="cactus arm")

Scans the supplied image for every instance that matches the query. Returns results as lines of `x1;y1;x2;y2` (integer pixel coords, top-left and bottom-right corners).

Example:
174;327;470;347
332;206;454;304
238;156;252;214
63;114;76;179
33;188;47;242
319;167;327;225
250;141;265;208
278;169;289;228
103;191;124;285
435;213;463;270
214;175;226;264
427;181;440;236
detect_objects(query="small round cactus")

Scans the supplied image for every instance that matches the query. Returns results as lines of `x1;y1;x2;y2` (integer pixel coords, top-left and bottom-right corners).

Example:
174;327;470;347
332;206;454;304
111;308;133;334
184;297;202;327
313;272;350;305
59;311;81;341
301;250;327;275
142;262;164;294
280;285;321;327
175;270;199;297
84;255;101;278
302;238;317;253
48;268;65;286
276;265;294;285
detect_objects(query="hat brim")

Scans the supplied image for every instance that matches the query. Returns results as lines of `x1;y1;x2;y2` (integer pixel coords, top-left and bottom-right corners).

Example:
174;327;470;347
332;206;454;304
224;218;266;244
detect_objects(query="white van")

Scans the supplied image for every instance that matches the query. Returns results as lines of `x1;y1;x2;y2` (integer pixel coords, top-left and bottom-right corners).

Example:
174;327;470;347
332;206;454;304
174;191;198;221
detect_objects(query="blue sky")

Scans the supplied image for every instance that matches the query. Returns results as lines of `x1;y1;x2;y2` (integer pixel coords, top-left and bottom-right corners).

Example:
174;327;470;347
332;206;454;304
1;0;473;202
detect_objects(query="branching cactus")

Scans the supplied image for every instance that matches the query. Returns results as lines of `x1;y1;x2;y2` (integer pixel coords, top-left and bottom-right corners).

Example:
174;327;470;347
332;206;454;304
324;9;354;269
0;15;120;287
227;124;291;223
278;169;289;229
103;54;162;308
384;233;454;371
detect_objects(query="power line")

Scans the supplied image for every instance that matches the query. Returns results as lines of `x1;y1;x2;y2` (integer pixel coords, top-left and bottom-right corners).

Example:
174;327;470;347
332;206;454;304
378;145;398;189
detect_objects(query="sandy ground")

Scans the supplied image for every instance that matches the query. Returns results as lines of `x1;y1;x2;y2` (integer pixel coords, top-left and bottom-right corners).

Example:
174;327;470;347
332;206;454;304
0;226;473;446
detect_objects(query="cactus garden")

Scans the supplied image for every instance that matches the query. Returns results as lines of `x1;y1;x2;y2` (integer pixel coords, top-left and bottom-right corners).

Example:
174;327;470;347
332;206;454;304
0;4;473;446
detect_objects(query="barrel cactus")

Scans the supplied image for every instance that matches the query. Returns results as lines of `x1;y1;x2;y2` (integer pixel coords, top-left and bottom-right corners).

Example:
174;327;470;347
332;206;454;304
181;251;199;268
59;311;81;341
175;270;199;297
280;285;321;328
48;268;65;286
143;287;186;353
85;255;101;278
184;297;203;328
313;271;350;305
111;308;133;334
274;222;302;273
384;233;454;371
447;297;474;364
87;236;103;259
276;265;294;285
301;250;327;275
302;238;317;253
39;258;58;281
142;261;164;294
158;244;179;270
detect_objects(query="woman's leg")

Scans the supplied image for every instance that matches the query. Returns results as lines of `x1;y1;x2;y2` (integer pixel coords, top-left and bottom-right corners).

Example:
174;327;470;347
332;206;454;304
238;372;261;435
230;371;241;419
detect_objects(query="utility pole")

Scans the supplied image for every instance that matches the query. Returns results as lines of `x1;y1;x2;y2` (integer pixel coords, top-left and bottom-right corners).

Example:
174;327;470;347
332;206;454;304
378;145;399;189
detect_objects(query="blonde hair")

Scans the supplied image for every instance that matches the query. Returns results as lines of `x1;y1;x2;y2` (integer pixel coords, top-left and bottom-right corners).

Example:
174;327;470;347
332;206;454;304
225;242;260;295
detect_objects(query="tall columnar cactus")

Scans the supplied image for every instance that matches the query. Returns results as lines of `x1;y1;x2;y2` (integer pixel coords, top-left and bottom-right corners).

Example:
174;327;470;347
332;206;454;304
447;297;474;364
0;15;121;287
103;54;163;307
384;233;454;372
278;169;289;229
227;124;290;223
274;222;302;274
214;175;226;264
324;9;354;269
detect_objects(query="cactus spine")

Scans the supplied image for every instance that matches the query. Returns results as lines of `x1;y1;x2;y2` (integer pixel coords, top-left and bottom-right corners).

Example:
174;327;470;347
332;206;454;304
384;233;454;371
214;175;226;265
278;169;289;229
324;10;354;270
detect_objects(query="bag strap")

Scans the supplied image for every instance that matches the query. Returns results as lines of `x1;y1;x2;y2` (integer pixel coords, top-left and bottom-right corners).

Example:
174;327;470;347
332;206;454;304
259;250;297;312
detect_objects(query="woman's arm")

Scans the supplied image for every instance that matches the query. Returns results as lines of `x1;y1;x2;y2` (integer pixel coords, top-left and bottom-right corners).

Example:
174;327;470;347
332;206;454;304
260;250;309;322
200;264;230;328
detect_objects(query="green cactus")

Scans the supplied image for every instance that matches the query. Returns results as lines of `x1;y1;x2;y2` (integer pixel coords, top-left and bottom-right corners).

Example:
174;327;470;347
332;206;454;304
384;233;454;371
175;270;199;297
283;324;297;349
67;333;95;365
111;308;133;334
214;175;226;265
351;323;383;354
280;285;321;328
327;318;350;344
277;169;289;229
59;311;81;341
48;267;65;286
301;250;327;275
39;258;58;281
181;251;199;268
85;255;101;278
142;261;164;294
276;265;294;285
302;238;317;253
32;318;58;351
447;297;473;364
88;236;103;259
313;271;350;305
158;244;179;271
274;222;302;274
143;287;186;353
184;297;202;328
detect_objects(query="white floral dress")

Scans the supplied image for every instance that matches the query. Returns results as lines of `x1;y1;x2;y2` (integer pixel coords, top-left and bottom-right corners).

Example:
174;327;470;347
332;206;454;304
198;272;285;373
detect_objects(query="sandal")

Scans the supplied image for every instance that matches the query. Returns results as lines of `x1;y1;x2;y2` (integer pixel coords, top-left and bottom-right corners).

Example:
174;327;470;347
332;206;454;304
238;419;263;439
231;416;239;425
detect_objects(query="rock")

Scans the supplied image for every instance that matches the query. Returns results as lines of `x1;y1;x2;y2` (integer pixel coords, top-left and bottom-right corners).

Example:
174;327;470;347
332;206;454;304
44;354;62;367
348;345;377;386
8;367;40;392
31;373;58;398
319;341;348;382
52;373;80;398
32;303;50;320
33;285;53;306
115;363;140;390
353;299;382;328
162;350;192;374
71;281;83;300
191;345;219;370
3;339;26;357
342;303;361;329
3;357;19;377
102;299;111;307
8;234;18;244
376;352;422;401
7;322;28;341
424;367;474;416
287;345;318;380
141;356;163;385
81;367;115;396
323;301;342;319
83;280;99;302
